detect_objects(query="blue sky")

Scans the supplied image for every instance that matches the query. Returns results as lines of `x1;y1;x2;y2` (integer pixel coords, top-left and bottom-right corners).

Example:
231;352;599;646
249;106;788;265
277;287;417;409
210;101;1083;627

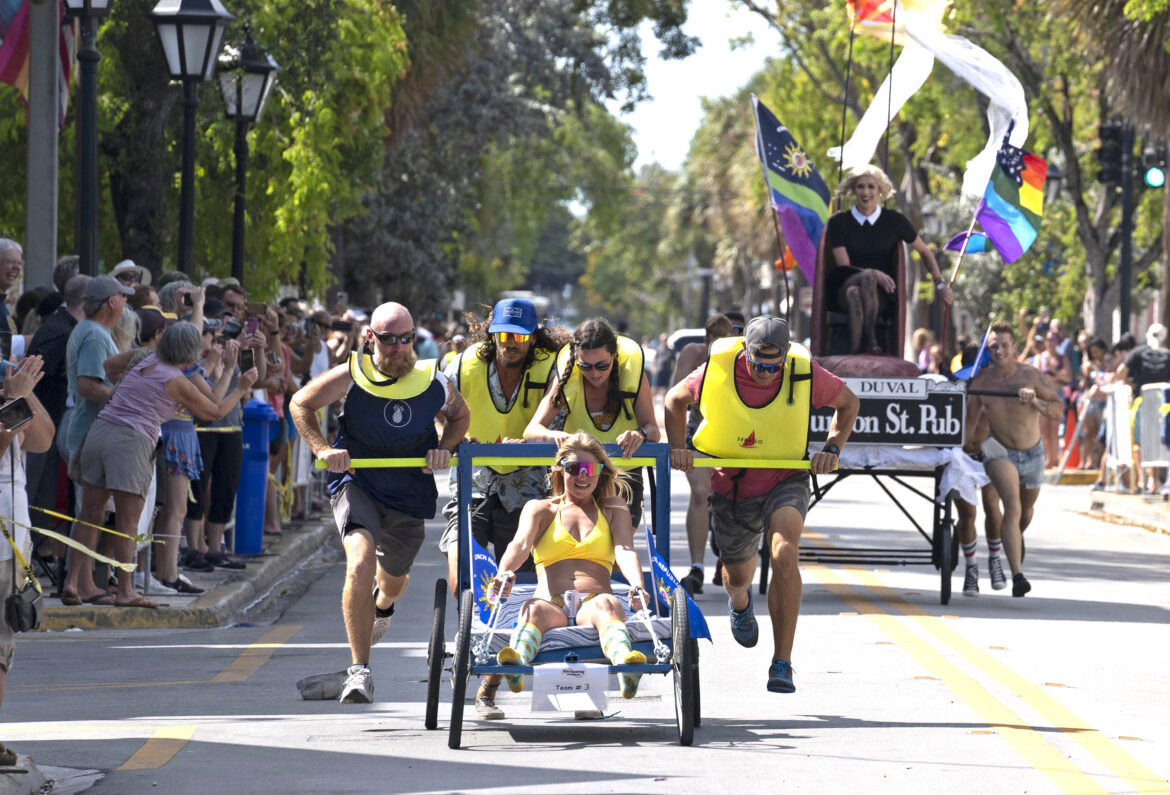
610;3;779;171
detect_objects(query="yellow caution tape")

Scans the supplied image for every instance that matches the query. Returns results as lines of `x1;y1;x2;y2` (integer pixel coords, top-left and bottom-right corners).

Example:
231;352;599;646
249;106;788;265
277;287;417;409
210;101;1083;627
3;514;138;572
31;506;144;542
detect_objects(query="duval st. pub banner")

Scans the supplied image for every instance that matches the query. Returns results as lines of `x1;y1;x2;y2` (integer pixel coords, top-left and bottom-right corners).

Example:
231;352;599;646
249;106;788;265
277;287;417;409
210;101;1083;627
808;378;965;447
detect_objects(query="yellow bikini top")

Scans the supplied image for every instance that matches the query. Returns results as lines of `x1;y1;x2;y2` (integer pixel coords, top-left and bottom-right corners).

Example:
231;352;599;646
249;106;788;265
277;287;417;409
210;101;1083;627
532;499;615;573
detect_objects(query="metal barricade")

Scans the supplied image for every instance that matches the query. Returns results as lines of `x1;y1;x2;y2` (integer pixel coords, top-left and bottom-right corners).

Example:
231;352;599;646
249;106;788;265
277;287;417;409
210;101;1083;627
1103;383;1134;491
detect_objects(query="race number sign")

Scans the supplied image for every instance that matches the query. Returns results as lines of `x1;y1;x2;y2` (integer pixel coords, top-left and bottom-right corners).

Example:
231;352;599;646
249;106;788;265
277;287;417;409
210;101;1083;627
809;378;965;447
531;661;608;713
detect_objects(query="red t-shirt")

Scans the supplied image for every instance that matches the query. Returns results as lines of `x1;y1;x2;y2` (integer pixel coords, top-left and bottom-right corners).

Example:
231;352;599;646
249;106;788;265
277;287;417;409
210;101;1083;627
683;355;845;500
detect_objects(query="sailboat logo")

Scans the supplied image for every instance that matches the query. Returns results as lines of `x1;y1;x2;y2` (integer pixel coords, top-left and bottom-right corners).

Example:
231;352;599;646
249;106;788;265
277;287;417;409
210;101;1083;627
739;431;762;448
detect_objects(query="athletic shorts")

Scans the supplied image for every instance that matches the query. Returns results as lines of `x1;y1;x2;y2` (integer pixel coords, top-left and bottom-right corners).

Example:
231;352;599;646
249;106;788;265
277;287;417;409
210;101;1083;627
707;473;811;566
439;492;534;572
981;437;1045;490
76;419;157;498
330;482;425;577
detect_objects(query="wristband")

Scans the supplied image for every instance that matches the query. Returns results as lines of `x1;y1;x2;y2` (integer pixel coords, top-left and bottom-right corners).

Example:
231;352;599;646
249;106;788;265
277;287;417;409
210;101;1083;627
821;443;840;456
635;427;648;441
934;278;946;290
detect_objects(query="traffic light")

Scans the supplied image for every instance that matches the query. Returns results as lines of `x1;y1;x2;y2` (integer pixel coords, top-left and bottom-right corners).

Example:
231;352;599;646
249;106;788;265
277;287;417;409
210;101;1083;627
1096;122;1125;184
1141;144;1167;189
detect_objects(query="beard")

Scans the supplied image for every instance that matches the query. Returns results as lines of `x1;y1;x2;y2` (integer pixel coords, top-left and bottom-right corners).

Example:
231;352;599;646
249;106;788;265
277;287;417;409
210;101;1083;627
374;346;417;379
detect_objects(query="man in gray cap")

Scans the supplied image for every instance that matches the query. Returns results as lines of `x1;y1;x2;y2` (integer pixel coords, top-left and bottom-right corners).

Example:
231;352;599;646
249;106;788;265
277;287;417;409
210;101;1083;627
664;316;858;694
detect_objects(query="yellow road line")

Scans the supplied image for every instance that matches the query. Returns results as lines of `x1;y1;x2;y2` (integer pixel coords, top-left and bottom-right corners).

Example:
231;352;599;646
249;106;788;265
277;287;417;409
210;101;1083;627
807;565;1107;794
116;726;197;771
845;569;1170;793
209;625;304;684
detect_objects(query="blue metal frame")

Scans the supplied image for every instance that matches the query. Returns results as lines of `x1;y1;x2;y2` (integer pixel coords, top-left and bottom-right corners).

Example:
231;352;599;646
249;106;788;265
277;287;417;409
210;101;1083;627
454;441;672;597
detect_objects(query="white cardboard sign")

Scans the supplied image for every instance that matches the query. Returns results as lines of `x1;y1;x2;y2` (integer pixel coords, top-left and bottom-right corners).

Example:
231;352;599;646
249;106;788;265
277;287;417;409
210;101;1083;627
531;661;608;713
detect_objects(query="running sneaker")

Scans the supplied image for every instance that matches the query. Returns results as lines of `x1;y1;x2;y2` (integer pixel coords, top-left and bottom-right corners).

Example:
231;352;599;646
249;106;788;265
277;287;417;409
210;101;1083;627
132;572;178;595
729;593;759;648
962;565;979;597
619;650;647;699
988;555;1007;591
767;659;796;693
339;664;374;704
680;566;704;596
1012;572;1031;598
370;587;394;646
182;550;214;572
475;695;505;720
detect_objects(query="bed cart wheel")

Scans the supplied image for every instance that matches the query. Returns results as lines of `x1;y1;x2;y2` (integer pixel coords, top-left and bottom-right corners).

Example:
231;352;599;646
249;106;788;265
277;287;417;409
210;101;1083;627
448;589;474;749
938;520;953;605
949;528;960;573
671;588;695;746
690;637;701;728
425;578;448;730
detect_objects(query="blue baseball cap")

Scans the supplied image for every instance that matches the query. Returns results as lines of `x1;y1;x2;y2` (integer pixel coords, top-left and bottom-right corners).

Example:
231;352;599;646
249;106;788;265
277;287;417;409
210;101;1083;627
488;298;537;335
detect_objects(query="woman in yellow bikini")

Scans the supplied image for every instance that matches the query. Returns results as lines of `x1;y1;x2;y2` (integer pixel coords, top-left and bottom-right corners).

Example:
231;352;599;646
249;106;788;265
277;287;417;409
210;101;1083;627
491;432;650;698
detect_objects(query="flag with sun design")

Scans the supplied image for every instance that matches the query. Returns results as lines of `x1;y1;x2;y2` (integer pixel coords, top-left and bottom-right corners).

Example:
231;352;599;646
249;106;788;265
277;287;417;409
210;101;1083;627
471;536;501;623
752;96;832;284
644;528;711;641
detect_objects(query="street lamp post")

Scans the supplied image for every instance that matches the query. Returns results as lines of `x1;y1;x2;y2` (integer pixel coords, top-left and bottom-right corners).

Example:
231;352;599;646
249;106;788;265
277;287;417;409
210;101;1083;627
63;0;113;277
150;0;233;274
218;31;279;284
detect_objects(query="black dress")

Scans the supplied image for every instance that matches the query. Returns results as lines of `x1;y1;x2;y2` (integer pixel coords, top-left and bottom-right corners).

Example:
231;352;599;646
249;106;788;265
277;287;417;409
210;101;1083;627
825;209;917;312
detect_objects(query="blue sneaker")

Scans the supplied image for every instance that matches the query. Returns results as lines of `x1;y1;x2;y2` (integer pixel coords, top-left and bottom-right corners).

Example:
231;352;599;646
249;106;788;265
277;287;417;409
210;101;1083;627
767;659;796;693
728;593;758;648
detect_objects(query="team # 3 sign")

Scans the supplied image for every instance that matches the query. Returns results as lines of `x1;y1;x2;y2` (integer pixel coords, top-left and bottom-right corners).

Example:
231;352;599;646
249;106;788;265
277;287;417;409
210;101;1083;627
809;378;966;447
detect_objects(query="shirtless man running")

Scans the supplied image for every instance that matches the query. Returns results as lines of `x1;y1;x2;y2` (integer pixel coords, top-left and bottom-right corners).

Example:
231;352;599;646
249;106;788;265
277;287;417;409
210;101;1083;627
964;320;1062;597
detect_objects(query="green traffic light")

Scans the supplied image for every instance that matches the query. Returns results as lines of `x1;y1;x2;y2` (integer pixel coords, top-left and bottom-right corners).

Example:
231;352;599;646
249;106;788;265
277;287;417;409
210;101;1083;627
1144;167;1166;188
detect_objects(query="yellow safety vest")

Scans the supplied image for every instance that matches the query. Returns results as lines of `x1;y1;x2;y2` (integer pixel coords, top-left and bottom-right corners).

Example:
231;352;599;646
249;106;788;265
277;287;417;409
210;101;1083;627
456;342;556;473
348;350;437;399
692;337;813;460
554;335;644;443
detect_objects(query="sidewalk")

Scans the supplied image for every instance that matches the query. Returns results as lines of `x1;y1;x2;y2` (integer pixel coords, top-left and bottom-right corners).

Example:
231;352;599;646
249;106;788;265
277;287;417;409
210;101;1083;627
37;516;336;632
1088;487;1170;535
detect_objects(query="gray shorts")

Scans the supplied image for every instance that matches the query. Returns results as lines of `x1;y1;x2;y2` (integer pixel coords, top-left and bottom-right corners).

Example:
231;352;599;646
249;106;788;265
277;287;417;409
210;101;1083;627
75;419;157;497
0;562;15;671
982;436;1045;490
438;492;533;572
708;473;811;566
330;482;426;577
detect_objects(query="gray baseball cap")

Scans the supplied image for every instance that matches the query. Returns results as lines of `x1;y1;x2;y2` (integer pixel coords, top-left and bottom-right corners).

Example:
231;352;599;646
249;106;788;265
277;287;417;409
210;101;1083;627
744;316;791;357
85;274;135;300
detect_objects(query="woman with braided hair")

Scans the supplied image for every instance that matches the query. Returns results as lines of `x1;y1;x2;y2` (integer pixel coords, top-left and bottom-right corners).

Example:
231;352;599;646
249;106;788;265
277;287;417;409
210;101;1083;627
524;317;659;525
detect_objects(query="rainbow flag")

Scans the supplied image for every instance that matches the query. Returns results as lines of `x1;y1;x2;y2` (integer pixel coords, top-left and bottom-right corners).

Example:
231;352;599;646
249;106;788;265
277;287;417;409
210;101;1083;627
974;139;1046;264
752;95;831;284
0;0;77;127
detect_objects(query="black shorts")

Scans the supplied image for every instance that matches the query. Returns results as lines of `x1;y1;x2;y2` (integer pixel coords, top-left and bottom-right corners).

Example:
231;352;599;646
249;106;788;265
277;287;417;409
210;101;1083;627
440;492;534;572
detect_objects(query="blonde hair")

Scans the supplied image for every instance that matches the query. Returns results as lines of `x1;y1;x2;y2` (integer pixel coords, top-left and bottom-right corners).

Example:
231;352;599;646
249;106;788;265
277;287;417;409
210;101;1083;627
548;432;631;504
111;303;140;352
836;165;896;201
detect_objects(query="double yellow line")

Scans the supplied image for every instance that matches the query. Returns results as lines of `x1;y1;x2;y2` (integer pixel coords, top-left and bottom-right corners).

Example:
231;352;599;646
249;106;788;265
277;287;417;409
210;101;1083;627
808;563;1167;792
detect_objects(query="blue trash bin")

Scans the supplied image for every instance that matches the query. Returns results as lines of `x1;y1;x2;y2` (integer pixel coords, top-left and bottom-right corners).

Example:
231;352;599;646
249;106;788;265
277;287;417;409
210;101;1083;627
236;399;278;555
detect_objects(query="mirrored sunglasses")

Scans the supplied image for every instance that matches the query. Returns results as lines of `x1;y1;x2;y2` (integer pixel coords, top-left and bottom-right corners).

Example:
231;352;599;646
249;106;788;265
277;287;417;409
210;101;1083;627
561;460;599;479
576;360;612;372
746;352;784;373
370;329;416;346
495;332;531;344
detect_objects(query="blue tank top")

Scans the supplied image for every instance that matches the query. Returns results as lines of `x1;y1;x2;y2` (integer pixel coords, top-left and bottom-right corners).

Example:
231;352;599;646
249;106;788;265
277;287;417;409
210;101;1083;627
326;376;447;518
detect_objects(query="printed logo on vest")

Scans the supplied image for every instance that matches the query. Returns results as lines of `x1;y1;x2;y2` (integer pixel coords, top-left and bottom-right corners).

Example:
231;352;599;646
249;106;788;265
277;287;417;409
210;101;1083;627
738;430;763;448
384;400;413;428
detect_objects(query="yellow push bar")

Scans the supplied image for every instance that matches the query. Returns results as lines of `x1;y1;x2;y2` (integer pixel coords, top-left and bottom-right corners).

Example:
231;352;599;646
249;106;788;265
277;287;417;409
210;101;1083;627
316;456;816;470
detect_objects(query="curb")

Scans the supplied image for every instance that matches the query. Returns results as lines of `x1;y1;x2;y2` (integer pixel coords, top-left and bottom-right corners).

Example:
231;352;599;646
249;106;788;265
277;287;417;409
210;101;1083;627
1087;491;1170;536
37;521;336;631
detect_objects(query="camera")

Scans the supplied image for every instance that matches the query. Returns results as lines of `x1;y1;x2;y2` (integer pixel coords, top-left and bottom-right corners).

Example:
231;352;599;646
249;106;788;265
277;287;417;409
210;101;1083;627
220;316;243;340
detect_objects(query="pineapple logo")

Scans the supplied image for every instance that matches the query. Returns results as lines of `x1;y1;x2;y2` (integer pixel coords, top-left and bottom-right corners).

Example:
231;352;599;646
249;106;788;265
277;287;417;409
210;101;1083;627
739;431;762;448
384;400;412;428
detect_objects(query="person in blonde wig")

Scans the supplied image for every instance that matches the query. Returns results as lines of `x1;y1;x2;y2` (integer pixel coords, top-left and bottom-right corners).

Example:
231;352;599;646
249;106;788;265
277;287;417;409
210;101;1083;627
827;164;953;354
490;432;651;699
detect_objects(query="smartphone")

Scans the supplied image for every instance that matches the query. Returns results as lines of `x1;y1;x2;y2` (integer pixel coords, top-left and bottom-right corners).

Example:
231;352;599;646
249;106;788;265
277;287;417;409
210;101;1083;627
0;332;10;361
246;301;267;317
239;348;256;372
0;397;33;431
245;317;260;336
331;320;354;332
183;293;194;307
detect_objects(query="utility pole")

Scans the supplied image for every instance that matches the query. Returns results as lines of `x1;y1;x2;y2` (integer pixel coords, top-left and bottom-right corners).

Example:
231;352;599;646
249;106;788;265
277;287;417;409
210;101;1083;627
1119;123;1135;335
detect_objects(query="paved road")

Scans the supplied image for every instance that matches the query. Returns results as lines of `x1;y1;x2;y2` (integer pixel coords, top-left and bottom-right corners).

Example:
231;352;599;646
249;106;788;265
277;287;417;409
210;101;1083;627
4;473;1169;794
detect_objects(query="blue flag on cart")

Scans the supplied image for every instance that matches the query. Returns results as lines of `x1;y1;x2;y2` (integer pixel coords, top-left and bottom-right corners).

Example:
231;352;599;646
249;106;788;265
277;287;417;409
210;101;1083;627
954;323;993;381
645;528;711;641
470;537;499;624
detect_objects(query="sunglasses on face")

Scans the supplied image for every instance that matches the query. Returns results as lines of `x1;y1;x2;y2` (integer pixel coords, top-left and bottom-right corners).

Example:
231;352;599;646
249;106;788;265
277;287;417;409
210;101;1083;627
561;460;599;479
731;325;745;335
370;329;416;346
745;351;784;373
576;360;612;372
116;274;139;284
495;332;531;344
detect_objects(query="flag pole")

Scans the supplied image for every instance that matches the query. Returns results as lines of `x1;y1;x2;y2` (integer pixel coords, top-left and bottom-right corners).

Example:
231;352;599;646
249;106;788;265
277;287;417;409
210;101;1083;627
752;95;794;324
942;211;980;358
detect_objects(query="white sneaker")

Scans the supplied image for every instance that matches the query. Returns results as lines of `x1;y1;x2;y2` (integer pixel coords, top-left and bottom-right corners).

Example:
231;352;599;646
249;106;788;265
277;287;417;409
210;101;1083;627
989;556;1007;590
339;665;374;704
962;565;979;596
132;572;178;595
